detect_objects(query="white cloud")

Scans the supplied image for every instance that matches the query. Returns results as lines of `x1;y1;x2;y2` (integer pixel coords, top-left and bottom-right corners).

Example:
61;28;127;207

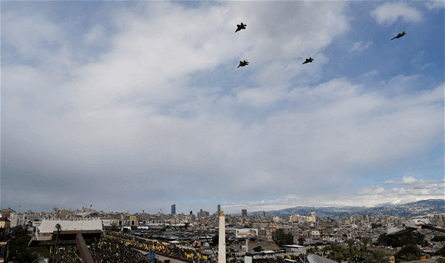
222;176;444;211
384;180;396;185
82;24;107;47
371;3;422;25
2;11;66;58
425;1;444;10
401;176;419;184
2;2;443;213
351;41;371;52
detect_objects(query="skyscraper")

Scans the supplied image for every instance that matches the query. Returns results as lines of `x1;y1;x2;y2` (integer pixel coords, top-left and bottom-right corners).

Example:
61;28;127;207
242;209;247;217
171;204;176;215
217;204;221;216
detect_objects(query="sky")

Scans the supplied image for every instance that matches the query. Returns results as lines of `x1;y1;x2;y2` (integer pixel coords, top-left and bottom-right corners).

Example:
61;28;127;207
1;0;444;215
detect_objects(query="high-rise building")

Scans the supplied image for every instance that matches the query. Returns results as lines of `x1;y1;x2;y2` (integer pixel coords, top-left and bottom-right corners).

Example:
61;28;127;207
242;209;247;217
217;204;221;216
190;211;193;215
262;211;265;217
171;204;176;215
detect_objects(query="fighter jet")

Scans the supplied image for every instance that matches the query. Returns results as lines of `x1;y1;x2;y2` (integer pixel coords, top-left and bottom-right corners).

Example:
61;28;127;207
302;57;314;64
391;31;407;40
237;59;249;68
235;23;247;33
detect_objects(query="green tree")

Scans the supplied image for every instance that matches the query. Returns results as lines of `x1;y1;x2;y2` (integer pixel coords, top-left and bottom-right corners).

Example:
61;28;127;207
401;253;418;262
435;246;445;256
253;246;262;252
435;258;445;263
298;237;305;246
432;236;445;242
330;242;340;253
378;232;425;248
362;238;370;252
272;229;294;247
212;234;219;244
335;252;346;261
396;245;422;261
347;239;355;255
8;226;50;261
111;223;118;231
15;250;41;263
368;249;389;263
322;246;331;252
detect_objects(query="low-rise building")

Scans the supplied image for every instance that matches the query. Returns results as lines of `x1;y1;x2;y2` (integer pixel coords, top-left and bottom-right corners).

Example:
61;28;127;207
36;218;103;241
0;219;10;234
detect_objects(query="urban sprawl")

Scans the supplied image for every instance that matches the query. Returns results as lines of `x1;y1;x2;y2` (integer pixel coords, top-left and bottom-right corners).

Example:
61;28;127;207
0;204;444;263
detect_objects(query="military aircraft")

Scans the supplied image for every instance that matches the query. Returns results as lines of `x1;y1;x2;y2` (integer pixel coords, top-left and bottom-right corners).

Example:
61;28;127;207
302;57;314;64
391;31;407;40
235;23;247;33
237;59;249;68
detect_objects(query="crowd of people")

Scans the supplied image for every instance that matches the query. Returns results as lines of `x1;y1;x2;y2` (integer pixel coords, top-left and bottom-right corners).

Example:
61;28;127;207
88;236;158;263
51;232;319;263
108;232;206;262
52;246;84;263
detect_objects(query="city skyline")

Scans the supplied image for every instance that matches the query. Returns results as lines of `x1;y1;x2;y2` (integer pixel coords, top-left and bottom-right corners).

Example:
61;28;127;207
2;1;444;214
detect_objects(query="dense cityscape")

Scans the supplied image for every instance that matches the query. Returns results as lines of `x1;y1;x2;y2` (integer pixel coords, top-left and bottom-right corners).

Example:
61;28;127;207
1;200;444;263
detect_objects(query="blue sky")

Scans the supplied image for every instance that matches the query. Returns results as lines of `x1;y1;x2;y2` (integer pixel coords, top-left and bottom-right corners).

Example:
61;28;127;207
1;0;444;215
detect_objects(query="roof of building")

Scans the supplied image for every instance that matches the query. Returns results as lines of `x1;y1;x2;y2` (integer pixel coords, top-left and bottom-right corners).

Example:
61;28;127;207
307;255;338;263
38;218;103;233
283;245;305;248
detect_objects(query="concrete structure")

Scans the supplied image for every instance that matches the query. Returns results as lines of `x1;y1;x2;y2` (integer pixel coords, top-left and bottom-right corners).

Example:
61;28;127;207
0;240;10;263
283;245;306;255
172;205;176;215
31;219;103;263
218;211;226;263
36;218;103;241
242;209;247;217
307;254;337;263
217;205;221;217
0;219;10;234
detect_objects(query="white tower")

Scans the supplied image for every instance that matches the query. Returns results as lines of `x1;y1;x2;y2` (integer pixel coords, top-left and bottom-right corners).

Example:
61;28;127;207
218;210;226;263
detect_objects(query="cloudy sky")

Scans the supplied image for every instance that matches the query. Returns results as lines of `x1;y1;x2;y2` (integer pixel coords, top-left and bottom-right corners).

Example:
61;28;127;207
2;0;444;215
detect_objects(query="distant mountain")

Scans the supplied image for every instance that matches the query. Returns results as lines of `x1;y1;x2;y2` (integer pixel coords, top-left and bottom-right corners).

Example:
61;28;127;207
243;199;445;219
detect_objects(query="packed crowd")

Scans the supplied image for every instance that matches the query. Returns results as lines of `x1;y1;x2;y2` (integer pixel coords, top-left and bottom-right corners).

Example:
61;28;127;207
52;245;83;263
88;236;158;263
109;232;205;262
51;232;322;263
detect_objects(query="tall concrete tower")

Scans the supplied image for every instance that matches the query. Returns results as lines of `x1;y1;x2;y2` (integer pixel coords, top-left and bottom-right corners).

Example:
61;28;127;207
218;210;226;263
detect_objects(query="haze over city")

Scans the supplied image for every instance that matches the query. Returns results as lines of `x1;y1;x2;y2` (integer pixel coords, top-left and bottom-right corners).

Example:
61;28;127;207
2;0;444;214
